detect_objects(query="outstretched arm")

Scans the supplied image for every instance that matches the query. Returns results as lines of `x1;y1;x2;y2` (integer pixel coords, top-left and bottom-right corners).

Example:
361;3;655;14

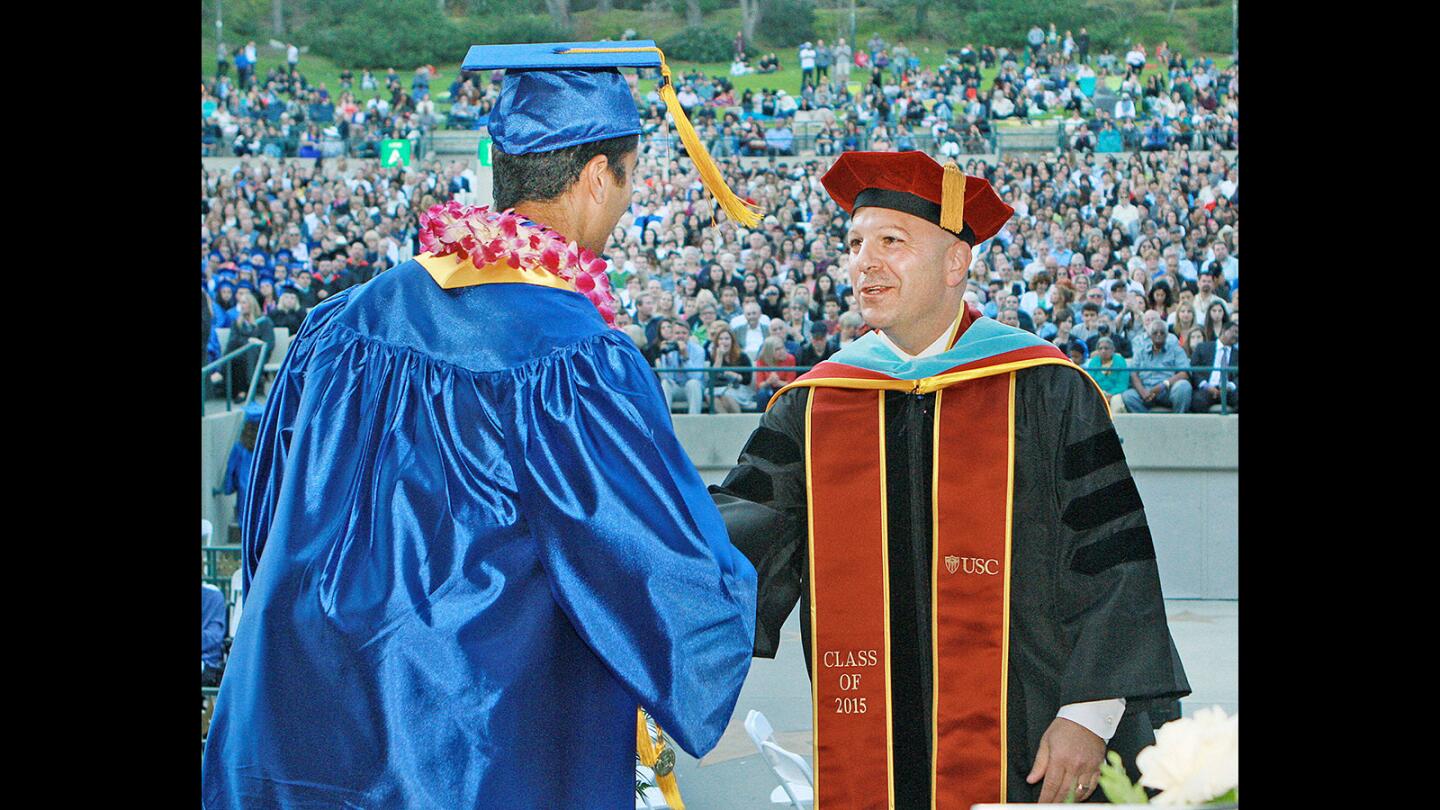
709;388;809;659
508;334;758;759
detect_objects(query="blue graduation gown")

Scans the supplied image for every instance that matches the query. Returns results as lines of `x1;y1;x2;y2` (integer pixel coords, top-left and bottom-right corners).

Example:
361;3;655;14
213;301;238;329
201;259;758;809
221;443;252;513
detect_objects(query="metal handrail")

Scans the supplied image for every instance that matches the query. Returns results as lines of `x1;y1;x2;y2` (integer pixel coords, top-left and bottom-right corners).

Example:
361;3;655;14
202;544;244;580
1085;363;1239;414
208;130;432;160
202;341;267;417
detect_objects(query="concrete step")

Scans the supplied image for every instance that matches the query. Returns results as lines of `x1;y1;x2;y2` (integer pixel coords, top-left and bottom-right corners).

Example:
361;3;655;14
995;123;1062;151
430;130;485;155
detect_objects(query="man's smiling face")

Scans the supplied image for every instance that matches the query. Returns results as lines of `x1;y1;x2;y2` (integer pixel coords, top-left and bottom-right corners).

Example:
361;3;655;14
846;206;967;337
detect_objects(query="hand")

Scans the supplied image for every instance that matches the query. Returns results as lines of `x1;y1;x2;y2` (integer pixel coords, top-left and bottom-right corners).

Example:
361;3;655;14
1026;717;1106;803
1141;386;1156;403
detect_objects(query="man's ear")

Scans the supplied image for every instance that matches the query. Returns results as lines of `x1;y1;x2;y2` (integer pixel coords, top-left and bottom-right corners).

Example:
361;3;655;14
945;239;972;290
581;153;612;205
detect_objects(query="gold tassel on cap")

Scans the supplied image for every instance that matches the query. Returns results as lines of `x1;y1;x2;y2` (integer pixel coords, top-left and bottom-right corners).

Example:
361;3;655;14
560;46;763;228
940;160;966;234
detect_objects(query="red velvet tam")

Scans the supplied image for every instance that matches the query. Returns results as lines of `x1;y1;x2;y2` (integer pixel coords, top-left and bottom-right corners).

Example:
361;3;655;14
820;151;1014;245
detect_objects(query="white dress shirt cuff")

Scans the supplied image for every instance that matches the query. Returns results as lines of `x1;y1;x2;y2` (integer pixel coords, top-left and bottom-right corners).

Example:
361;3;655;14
1056;698;1126;742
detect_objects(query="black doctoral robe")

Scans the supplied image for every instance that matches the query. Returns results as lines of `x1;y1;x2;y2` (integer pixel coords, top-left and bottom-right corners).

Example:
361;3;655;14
712;363;1191;805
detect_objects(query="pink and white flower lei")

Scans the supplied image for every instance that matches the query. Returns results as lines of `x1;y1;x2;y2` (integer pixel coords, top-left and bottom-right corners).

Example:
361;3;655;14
418;201;619;327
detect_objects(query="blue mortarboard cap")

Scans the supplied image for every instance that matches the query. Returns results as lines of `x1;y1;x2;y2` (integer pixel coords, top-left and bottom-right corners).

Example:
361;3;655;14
459;40;763;227
461;41;661;155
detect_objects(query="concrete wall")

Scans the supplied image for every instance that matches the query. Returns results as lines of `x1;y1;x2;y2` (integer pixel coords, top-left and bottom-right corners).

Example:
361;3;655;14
201;410;246;544
1113;414;1238;601
200;410;1237;598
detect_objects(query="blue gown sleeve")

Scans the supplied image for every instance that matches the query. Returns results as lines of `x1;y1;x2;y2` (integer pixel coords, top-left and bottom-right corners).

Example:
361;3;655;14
238;293;350;597
507;332;758;758
222;444;247;496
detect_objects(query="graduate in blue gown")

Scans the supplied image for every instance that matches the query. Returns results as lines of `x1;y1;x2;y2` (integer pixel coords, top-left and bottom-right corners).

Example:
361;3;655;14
220;403;264;514
202;41;763;809
212;274;239;329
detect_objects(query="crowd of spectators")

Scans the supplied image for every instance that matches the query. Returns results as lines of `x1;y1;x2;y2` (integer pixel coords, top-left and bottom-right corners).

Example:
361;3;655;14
204;27;1236;162
594;144;1238;413
203;142;1239;412
202;47;440;159
201;155;479;398
202;24;1239;415
631;29;1236;160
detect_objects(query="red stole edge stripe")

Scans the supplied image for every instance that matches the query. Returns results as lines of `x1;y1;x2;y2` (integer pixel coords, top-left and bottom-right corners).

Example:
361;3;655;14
807;388;893;809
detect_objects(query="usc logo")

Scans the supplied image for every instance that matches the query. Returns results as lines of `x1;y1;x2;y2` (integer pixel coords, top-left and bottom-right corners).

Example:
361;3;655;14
945;555;1000;575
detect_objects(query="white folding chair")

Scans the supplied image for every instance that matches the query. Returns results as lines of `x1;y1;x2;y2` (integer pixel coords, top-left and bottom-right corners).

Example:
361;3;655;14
745;710;814;808
263;327;293;375
229;568;245;637
634;765;669;809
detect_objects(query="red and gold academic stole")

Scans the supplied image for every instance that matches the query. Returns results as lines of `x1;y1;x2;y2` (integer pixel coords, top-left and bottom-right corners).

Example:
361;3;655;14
806;387;894;810
931;373;1015;808
805;373;1017;810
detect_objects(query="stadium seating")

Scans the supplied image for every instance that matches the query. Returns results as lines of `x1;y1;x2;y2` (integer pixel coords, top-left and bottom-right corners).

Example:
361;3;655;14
263;327;293;377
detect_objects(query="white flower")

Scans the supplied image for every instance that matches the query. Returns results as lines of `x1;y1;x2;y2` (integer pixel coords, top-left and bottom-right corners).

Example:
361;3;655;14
1136;705;1238;805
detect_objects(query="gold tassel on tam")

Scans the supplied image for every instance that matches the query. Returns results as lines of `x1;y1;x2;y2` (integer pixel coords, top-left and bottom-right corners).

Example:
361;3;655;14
940;160;966;234
636;708;685;810
559;46;764;228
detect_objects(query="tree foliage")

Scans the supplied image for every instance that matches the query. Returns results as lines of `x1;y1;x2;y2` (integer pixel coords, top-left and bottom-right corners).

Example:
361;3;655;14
1190;5;1235;53
202;0;274;41
659;26;734;62
667;0;728;17
306;4;464;68
760;0;818;47
205;0;1234;67
301;0;569;68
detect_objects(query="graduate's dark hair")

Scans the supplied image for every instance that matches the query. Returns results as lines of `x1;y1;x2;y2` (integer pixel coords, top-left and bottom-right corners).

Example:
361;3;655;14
240;420;260;453
493;134;639;212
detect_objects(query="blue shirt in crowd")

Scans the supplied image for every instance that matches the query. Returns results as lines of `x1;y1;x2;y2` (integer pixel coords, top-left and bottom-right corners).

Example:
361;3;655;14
1130;332;1189;388
202;583;227;668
